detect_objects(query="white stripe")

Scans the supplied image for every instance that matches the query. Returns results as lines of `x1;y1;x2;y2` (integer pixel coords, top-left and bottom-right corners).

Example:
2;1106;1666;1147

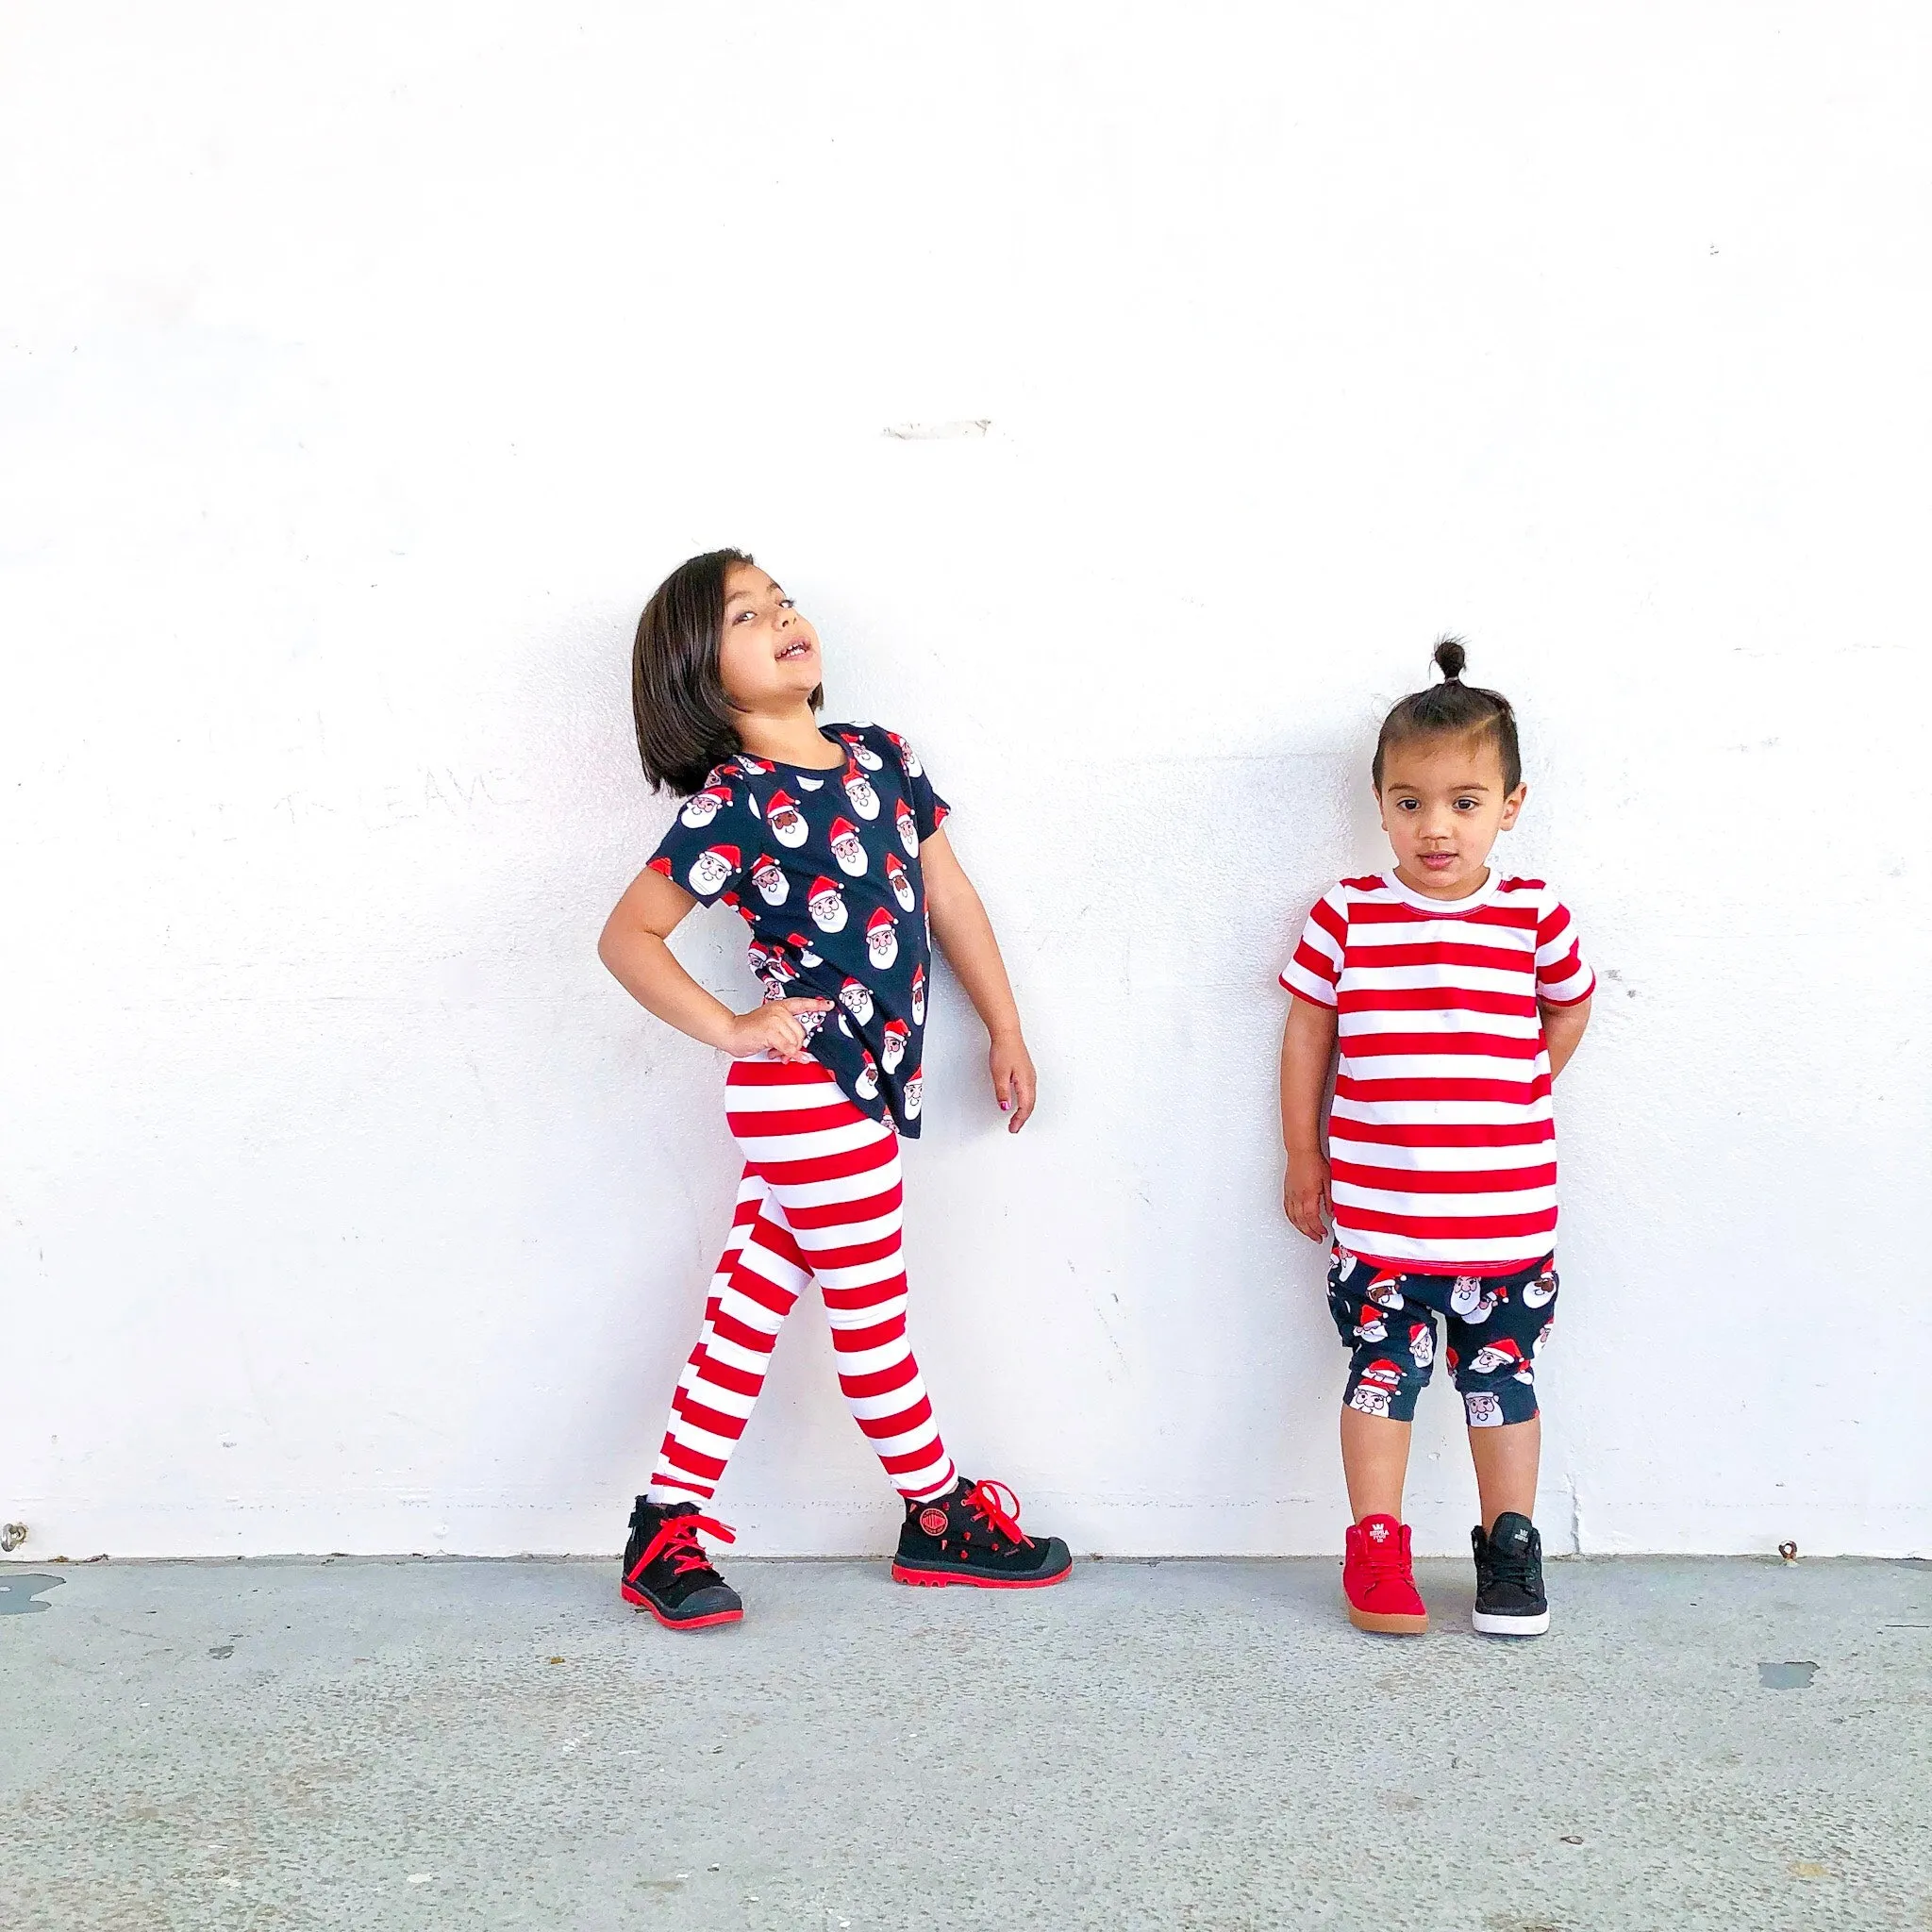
1330;1094;1554;1126
1326;1136;1559;1172
1281;959;1340;1005
1344;962;1538;997
1339;1006;1544;1041
1338;1051;1549;1084
732;1119;886;1163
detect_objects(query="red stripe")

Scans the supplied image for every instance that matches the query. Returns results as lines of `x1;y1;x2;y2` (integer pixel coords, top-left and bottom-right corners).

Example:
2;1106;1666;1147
659;1439;726;1481
1342;1030;1543;1060
1330;1158;1557;1194
821;1274;909;1313
830;1316;908;1357
725;1059;844;1087
782;1183;903;1230
1338;986;1538;1017
856;1395;933;1441
751;1137;901;1188
839;1359;920;1402
710;1309;781;1355
806;1232;903;1272
720;1265;798;1320
1341;1204;1558;1239
1538;975;1595;1008
1336;1074;1552;1105
1309;896;1348;947
675;1392;751;1442
1348;900;1538;931
687;1352;762;1400
726;1103;860;1138
1344;940;1535;974
1291;939;1341;987
1329;1116;1553;1148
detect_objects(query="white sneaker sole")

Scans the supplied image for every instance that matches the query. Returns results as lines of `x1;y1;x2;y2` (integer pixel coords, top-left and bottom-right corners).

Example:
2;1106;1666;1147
1472;1607;1549;1637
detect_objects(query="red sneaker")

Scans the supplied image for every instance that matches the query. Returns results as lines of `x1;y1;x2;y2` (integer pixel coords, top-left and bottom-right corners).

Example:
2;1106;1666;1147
1342;1514;1428;1634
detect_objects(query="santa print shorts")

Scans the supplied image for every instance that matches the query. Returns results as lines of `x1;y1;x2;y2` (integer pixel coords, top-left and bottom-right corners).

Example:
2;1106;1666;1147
1327;1248;1559;1429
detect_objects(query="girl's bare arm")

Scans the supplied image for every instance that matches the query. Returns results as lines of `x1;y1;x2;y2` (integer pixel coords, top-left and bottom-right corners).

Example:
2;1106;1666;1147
1280;994;1339;1242
598;865;827;1062
919;827;1036;1132
1541;995;1591;1078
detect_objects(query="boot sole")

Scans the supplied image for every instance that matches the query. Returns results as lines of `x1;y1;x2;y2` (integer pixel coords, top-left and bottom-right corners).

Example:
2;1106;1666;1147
621;1582;744;1630
1472;1607;1549;1637
1347;1604;1428;1635
891;1557;1073;1590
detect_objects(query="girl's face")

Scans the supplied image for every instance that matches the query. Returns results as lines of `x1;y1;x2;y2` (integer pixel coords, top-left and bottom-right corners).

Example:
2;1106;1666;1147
718;563;821;713
1376;732;1527;900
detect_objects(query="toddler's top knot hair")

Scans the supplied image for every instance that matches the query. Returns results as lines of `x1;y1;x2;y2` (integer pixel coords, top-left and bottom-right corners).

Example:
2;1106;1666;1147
1373;634;1522;793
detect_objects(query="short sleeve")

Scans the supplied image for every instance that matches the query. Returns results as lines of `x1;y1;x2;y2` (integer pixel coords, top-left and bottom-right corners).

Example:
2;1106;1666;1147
1533;887;1595;1006
1280;887;1348;1008
646;773;755;907
880;727;949;841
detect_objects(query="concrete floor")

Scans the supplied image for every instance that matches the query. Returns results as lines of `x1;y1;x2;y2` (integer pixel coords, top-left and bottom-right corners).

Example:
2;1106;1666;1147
0;1556;1926;1931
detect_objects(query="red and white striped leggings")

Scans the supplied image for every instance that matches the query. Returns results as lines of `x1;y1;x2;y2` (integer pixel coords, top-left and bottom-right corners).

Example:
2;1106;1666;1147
648;1058;958;1507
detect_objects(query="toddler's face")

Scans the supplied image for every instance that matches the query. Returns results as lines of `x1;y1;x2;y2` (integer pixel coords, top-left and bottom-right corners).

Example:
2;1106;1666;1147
1376;733;1526;900
718;563;821;712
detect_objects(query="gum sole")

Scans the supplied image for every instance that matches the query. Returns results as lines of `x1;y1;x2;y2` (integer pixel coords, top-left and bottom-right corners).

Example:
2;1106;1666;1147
1348;1606;1428;1635
891;1561;1074;1591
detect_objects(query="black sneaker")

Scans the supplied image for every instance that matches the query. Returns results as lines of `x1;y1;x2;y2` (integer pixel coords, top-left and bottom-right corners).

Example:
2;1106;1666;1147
891;1478;1074;1590
1472;1511;1549;1637
620;1498;743;1630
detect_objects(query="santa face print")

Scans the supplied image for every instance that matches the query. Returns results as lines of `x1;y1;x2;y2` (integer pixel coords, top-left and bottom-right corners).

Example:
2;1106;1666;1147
895;798;919;857
881;1020;909;1073
787;932;823;968
680;787;729;829
854;1051;880;1100
796;774;824;791
842;735;884;772
885;851;916;911
1448;1277;1491;1322
768;793;808;848
1348;1383;1392;1419
1354;1306;1388;1343
752;857;788;907
865;909;898;970
1365;1273;1406;1310
1333;1247;1358;1283
839;978;874;1026
737;755;774;776
910;963;926;1024
829;818;868;876
898;738;924;778
687;846;738;896
1467;1341;1516;1377
903;1069;924;1120
1463;1391;1505;1428
1524;1271;1557;1309
842;766;880;820
808;879;848;934
1408;1321;1435;1369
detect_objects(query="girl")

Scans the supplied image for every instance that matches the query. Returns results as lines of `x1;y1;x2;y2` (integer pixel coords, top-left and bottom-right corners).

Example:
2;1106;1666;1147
1278;639;1593;1639
599;548;1072;1629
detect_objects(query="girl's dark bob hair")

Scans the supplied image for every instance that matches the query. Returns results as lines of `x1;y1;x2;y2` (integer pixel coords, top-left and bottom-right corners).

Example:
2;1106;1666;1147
631;548;823;794
1372;636;1522;794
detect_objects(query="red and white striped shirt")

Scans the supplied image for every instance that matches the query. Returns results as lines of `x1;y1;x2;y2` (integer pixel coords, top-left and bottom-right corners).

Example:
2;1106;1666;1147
1281;871;1595;1274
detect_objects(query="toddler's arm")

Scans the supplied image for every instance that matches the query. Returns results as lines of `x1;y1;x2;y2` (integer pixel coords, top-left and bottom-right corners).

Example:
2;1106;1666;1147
1279;996;1339;1242
918;827;1036;1133
598;866;829;1062
1541;995;1592;1078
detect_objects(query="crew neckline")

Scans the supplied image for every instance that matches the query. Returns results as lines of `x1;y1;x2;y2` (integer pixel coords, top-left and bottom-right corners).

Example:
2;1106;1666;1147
1381;866;1503;914
744;724;854;775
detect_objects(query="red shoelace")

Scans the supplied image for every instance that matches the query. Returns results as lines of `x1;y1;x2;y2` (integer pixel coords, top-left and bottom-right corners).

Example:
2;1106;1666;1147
960;1480;1031;1548
629;1512;735;1586
1354;1524;1412;1584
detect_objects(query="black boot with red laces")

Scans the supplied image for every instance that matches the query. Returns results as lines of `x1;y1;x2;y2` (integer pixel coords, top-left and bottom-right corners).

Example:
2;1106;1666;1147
621;1498;743;1630
891;1478;1073;1590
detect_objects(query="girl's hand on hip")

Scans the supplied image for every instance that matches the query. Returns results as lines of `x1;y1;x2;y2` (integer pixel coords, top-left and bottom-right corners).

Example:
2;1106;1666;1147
1284;1151;1332;1243
989;1031;1037;1134
727;998;832;1063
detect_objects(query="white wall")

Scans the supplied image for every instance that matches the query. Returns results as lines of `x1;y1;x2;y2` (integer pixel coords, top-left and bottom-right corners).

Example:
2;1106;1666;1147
4;3;1928;1560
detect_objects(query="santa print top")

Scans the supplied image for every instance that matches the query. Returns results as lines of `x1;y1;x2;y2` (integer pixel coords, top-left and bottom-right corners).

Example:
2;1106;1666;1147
648;723;948;1136
1280;871;1595;1274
